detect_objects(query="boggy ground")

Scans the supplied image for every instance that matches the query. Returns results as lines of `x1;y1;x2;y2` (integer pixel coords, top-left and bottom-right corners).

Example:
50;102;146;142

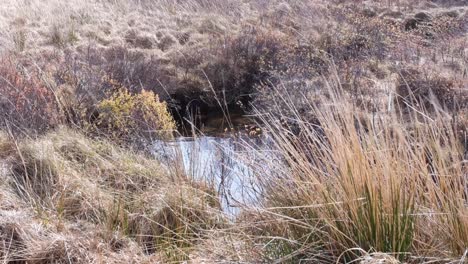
1;0;466;130
0;0;467;263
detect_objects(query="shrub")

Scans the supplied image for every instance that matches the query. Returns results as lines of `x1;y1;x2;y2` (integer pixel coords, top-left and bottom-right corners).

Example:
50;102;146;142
49;24;78;48
101;46;171;97
172;28;287;108
51;55;176;144
53;54;116;126
396;67;467;112
0;57;61;133
96;88;176;144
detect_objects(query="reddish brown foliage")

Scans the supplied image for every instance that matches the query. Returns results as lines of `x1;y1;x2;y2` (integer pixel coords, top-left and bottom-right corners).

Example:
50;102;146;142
0;57;60;133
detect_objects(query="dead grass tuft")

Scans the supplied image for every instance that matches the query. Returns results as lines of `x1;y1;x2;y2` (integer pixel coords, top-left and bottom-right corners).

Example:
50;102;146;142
245;85;467;262
0;127;225;262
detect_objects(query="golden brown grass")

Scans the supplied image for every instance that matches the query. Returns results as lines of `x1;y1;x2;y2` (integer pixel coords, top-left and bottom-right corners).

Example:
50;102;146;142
238;84;467;263
0;127;223;263
0;0;467;263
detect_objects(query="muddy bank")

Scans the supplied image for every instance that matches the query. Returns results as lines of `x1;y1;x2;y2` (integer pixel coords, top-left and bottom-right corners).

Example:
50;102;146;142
167;92;256;136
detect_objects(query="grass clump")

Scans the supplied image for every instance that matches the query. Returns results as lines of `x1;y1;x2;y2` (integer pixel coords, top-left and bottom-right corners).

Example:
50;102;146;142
12;30;27;52
0;127;224;262
114;184;222;261
247;88;467;263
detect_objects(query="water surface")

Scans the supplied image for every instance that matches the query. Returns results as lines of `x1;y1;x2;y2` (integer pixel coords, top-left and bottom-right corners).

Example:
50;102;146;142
153;134;274;214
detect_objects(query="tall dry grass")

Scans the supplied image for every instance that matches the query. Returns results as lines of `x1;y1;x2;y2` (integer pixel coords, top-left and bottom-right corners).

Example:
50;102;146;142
0;128;224;263
242;84;467;263
0;0;467;262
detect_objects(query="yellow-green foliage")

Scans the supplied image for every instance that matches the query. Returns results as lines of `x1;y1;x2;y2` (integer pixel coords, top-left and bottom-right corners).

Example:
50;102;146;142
97;88;176;142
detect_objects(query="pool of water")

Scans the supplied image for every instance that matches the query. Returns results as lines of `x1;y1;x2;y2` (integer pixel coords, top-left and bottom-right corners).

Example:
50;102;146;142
152;134;275;214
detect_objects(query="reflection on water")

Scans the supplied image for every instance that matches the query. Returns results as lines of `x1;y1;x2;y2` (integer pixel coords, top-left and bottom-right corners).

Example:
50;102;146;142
152;134;273;214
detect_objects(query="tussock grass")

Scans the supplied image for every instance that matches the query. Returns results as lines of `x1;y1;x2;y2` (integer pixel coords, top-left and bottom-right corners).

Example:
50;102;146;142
244;86;468;263
0;0;467;262
0;127;224;262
